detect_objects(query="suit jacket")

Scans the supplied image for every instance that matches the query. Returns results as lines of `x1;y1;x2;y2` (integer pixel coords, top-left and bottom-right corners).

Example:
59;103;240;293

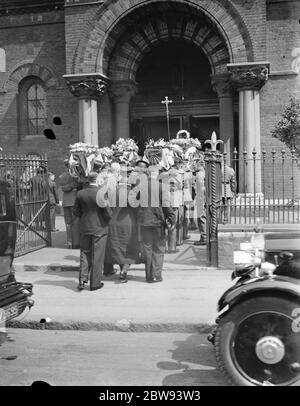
48;180;59;205
137;175;176;228
58;171;79;207
73;185;112;236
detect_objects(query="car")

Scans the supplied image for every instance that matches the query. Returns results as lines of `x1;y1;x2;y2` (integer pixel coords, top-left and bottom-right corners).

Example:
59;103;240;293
209;230;300;386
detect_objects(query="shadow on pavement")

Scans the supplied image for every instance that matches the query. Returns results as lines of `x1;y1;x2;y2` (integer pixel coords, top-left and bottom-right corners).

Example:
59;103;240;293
164;245;207;267
34;279;78;292
63;255;80;263
0;332;15;346
158;334;226;386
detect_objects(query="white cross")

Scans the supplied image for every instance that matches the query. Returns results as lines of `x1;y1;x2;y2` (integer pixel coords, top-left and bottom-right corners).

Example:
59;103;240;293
161;96;173;140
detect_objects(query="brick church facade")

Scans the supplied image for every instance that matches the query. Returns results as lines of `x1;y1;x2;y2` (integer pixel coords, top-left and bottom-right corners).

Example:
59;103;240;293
0;0;299;189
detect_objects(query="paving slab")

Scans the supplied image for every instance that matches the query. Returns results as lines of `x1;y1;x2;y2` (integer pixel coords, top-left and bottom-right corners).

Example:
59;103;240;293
11;219;232;332
9;264;232;332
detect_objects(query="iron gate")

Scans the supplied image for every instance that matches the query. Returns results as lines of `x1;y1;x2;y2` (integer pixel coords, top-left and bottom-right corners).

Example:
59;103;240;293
204;133;300;266
0;154;51;257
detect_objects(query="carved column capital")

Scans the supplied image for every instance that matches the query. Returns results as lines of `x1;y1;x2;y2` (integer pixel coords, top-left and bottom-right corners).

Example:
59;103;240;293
109;80;138;103
211;73;233;98
63;73;110;99
227;62;270;91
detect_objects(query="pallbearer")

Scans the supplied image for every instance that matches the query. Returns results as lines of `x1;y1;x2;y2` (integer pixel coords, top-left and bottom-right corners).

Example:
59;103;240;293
73;172;112;291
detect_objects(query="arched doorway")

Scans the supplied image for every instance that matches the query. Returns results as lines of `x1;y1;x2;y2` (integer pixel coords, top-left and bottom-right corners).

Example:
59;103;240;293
65;0;269;193
104;1;233;149
130;40;220;152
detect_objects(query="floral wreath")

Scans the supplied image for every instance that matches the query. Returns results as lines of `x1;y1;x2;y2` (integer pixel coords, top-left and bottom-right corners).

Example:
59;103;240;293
176;130;190;139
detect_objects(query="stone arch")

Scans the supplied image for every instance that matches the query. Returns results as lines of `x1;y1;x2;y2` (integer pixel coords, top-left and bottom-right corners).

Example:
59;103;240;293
106;12;230;80
74;0;254;76
4;61;59;92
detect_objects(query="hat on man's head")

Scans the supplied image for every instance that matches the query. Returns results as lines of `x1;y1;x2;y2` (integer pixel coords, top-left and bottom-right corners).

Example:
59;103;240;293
88;172;98;183
135;159;149;168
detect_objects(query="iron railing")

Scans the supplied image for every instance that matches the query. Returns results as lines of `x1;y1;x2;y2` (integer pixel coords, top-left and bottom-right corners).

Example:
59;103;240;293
0;154;51;256
221;148;300;225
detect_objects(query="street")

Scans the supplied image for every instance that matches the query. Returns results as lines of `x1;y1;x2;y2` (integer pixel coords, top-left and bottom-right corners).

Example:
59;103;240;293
0;329;226;386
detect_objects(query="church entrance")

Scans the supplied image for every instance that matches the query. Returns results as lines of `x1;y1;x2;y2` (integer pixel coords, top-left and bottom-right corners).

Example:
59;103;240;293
130;40;220;152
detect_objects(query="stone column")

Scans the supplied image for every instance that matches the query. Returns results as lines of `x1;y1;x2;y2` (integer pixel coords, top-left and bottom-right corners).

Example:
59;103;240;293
110;80;138;140
64;73;110;146
228;62;269;193
211;73;234;161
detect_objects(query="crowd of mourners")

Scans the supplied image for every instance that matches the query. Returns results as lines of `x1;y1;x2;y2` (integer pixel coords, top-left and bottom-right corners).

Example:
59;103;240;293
1;134;235;292
58;155;211;291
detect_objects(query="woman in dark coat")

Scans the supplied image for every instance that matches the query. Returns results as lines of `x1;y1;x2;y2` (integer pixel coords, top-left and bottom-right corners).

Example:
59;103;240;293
104;165;139;283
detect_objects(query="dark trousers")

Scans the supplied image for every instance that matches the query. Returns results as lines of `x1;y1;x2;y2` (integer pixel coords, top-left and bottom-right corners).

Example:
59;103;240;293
63;206;80;248
167;208;178;252
197;214;207;241
141;226;166;281
183;205;189;239
79;234;108;289
50;204;56;231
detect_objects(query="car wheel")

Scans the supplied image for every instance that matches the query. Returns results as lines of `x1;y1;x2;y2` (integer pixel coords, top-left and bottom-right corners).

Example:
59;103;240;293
215;296;300;386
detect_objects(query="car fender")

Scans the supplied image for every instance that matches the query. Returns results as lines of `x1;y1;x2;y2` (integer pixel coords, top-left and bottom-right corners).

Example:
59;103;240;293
218;275;300;312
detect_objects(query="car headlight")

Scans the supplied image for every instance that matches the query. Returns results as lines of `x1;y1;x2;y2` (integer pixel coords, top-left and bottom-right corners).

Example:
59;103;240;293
260;262;276;275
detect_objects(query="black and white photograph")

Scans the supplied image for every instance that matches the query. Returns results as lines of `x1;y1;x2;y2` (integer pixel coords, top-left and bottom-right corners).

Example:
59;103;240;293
0;0;300;395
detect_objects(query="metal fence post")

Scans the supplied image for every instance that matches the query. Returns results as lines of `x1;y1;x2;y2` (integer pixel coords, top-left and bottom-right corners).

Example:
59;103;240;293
205;132;223;267
43;154;52;247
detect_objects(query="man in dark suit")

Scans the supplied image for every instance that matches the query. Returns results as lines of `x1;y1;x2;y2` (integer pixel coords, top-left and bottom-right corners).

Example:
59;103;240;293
73;172;112;291
138;166;176;283
58;159;81;248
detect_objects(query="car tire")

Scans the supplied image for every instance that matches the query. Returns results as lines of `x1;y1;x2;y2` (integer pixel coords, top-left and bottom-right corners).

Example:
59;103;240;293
215;295;300;386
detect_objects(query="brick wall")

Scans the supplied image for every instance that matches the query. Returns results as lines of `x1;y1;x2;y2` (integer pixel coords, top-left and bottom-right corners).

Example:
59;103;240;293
229;0;267;61
0;0;299;197
259;0;300;197
0;10;78;179
64;3;100;74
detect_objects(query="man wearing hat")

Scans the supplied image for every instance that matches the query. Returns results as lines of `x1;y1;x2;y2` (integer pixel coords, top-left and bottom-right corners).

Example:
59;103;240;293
58;159;81;248
73;172;112;291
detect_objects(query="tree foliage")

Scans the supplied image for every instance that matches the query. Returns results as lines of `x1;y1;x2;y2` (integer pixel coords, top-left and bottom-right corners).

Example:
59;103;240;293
271;97;300;161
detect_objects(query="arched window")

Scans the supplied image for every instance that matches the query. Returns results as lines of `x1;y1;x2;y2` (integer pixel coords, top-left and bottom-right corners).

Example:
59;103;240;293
19;77;47;137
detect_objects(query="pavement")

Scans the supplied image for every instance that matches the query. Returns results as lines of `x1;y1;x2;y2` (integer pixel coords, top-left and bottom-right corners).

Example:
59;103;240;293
9;215;232;333
0;330;226;386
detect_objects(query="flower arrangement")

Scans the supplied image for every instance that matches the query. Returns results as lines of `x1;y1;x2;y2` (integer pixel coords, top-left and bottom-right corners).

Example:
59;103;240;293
168;130;202;164
145;138;167;149
111;138;139;153
169;130;201;149
97;147;113;163
69;142;99;155
68;142;100;179
144;139;176;169
165;142;183;161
